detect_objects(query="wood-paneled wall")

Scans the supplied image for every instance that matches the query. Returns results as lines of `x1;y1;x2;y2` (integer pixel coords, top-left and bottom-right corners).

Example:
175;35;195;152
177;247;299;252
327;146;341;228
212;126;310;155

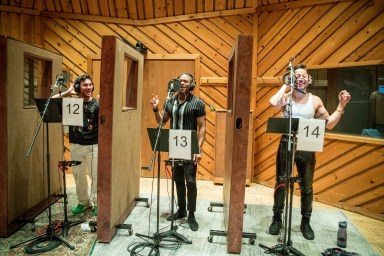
1;0;383;219
254;0;384;220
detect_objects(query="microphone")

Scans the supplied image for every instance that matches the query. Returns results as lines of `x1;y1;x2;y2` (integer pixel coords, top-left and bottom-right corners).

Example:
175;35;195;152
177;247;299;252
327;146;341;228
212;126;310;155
166;79;181;101
56;73;66;95
287;57;295;85
57;73;66;88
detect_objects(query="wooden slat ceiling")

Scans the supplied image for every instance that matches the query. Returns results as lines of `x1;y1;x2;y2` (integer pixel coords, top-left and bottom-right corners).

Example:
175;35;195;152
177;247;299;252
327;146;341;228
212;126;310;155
0;0;298;20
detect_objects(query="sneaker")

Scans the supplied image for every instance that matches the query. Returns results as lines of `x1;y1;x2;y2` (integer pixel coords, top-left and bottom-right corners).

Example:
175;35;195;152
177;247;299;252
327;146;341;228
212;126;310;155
93;206;98;216
300;218;315;240
71;204;90;214
187;213;199;231
166;209;187;221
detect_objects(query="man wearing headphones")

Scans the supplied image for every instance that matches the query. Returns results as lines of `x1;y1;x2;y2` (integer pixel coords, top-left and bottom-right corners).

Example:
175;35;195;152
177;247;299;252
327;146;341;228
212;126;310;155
150;73;206;231
268;64;350;240
53;74;99;216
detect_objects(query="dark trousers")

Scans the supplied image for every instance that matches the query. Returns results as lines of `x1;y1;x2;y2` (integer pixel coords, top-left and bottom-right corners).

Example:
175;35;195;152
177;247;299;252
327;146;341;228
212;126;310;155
173;162;197;213
273;136;316;219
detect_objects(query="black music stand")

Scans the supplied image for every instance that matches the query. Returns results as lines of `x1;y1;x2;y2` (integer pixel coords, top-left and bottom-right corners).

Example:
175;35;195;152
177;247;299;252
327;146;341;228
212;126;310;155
134;128;198;255
259;117;305;256
57;160;84;238
11;97;75;252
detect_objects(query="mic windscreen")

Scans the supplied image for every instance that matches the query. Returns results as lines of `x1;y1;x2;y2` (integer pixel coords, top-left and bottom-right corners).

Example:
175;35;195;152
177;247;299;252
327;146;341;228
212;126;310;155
168;79;181;92
56;73;66;88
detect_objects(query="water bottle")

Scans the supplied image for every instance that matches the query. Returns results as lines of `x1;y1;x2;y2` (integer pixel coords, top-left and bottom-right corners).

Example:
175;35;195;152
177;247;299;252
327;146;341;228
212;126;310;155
337;221;347;248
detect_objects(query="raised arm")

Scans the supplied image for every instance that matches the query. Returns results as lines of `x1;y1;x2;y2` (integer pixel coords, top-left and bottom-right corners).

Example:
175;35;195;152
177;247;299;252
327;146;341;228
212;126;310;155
269;84;289;108
52;83;76;98
314;90;351;130
326;90;351;129
150;94;170;125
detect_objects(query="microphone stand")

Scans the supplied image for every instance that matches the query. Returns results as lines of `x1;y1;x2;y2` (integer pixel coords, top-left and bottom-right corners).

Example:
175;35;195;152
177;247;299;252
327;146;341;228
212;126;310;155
260;61;304;256
134;92;191;256
11;81;75;252
277;71;304;256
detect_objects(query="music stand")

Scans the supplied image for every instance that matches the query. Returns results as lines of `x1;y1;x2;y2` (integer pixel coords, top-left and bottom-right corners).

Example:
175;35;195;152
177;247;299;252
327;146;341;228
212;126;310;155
259;117;305;256
11;97;75;252
135;128;197;254
57;160;84;237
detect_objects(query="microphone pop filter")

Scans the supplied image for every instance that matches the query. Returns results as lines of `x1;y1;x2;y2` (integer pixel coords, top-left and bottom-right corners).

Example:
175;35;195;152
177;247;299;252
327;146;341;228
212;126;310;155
168;79;181;92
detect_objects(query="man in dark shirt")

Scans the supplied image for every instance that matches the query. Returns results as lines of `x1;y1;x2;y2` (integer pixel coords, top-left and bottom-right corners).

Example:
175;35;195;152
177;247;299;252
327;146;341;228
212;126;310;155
54;74;99;216
150;73;206;231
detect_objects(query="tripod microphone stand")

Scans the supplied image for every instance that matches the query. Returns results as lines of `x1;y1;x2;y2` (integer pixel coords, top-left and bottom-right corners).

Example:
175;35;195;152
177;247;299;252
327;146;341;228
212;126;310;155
11;83;74;252
58;160;84;238
134;95;191;256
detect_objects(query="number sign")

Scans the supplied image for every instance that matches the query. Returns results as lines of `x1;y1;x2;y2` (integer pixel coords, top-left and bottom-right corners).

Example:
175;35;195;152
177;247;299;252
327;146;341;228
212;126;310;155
297;119;326;152
169;129;191;160
62;98;83;126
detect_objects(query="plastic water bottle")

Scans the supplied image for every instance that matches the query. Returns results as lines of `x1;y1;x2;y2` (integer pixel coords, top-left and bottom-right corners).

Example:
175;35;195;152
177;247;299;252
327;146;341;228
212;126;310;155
337;221;347;248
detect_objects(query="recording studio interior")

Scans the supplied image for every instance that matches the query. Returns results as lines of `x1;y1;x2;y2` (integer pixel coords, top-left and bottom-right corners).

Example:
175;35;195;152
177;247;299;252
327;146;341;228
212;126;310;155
0;1;383;256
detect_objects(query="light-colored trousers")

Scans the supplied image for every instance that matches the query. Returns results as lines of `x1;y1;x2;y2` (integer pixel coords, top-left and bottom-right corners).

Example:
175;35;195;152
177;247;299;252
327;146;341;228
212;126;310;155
70;143;98;207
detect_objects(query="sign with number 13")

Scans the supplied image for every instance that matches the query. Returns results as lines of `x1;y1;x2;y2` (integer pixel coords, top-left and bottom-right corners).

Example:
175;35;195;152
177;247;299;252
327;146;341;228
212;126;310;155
169;129;191;160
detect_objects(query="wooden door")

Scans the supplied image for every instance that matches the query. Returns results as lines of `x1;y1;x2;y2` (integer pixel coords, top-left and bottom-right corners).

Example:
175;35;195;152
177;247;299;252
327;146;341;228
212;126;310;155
97;36;144;242
140;55;200;178
0;36;63;237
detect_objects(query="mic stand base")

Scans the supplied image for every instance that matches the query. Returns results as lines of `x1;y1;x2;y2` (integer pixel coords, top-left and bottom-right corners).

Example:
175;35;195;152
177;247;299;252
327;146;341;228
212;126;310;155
133;229;191;256
10;221;75;252
136;229;192;244
259;243;305;256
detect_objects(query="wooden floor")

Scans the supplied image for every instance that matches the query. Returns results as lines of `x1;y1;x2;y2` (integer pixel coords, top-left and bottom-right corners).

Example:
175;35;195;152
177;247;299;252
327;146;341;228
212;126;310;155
68;175;384;255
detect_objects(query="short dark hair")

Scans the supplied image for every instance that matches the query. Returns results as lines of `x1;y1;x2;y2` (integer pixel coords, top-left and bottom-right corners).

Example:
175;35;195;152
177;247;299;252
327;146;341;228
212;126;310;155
294;63;307;70
77;74;93;83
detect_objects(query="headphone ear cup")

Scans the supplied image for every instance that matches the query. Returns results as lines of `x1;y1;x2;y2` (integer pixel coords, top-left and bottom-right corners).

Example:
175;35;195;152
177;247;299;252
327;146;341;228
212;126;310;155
74;82;80;93
189;81;195;91
74;76;82;93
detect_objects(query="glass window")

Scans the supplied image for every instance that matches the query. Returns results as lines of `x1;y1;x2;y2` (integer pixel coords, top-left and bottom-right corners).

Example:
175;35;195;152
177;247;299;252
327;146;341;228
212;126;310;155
23;54;51;107
308;65;384;138
122;55;139;111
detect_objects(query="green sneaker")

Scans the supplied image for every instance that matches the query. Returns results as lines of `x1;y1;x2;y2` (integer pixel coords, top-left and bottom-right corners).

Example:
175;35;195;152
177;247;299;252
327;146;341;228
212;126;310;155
93;206;98;216
72;204;88;214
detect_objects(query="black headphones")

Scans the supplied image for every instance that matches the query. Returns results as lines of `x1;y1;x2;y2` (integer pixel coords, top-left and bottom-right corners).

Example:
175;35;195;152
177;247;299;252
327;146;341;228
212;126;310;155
178;73;196;91
74;74;94;93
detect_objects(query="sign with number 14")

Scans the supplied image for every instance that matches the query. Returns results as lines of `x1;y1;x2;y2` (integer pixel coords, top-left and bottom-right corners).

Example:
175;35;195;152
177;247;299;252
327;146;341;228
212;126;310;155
297;119;326;152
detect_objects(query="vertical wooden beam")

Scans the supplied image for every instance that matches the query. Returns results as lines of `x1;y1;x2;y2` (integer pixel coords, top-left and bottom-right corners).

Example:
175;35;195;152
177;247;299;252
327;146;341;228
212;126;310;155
251;12;258;178
97;35;116;242
223;34;253;253
0;36;8;237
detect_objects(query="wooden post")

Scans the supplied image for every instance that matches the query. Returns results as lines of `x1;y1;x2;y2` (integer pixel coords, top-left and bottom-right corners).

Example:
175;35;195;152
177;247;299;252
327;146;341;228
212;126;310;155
223;34;253;253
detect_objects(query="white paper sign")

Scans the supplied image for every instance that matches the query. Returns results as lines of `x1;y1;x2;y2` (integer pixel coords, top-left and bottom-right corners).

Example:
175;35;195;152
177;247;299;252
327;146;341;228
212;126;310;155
169;129;192;160
62;98;83;126
297;119;326;152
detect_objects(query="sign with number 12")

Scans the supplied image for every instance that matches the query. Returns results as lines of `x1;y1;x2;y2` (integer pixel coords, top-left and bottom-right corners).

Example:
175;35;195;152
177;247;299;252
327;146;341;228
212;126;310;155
62;98;83;126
